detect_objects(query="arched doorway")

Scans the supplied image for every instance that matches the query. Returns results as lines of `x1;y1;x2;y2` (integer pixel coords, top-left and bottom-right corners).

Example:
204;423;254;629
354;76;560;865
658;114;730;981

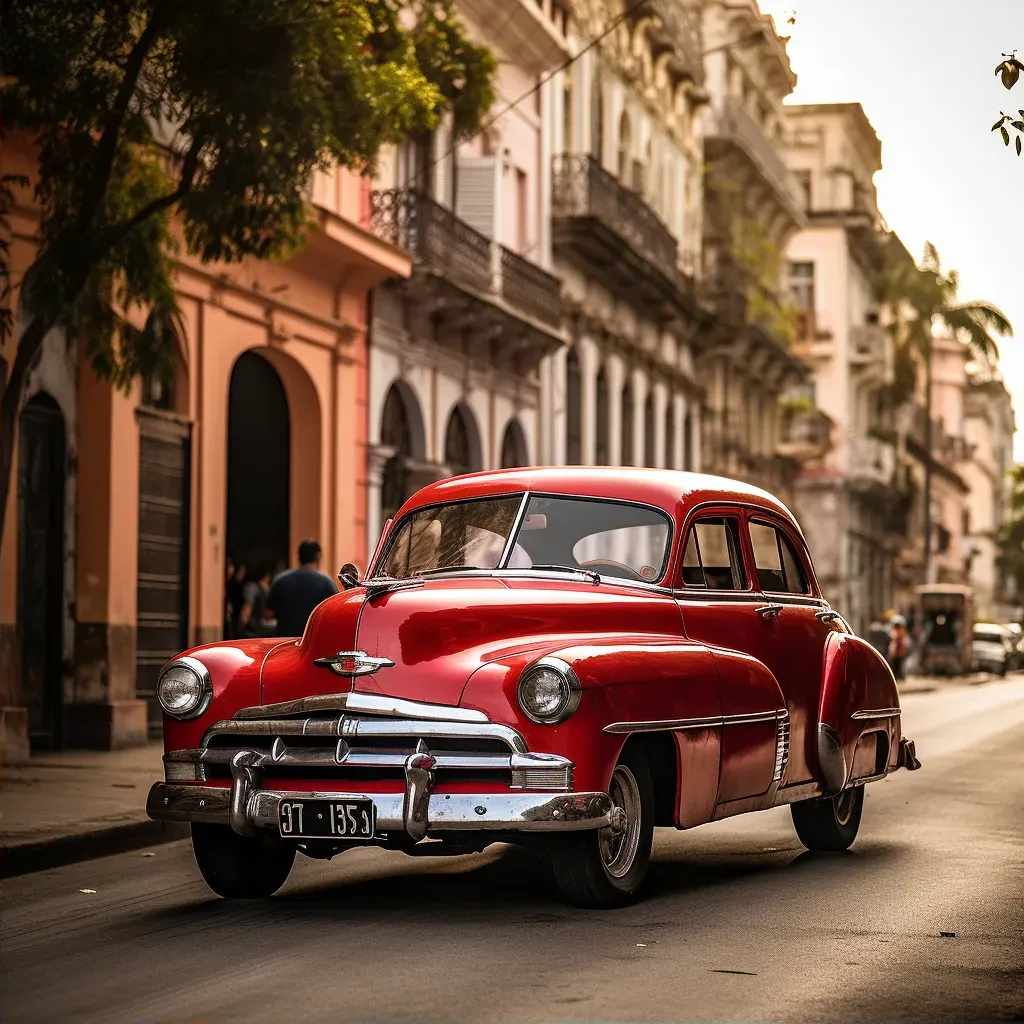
444;403;482;478
566;348;581;465
226;351;290;577
500;419;528;468
17;393;66;750
380;382;423;524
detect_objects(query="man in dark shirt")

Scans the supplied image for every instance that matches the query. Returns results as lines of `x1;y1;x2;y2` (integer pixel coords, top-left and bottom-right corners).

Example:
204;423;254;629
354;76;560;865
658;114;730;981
267;540;339;638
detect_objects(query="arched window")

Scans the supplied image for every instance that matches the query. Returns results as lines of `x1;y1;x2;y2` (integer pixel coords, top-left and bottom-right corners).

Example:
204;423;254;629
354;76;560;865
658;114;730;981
562;71;573;153
381;383;414;521
591;76;604;161
566;347;581;464
500;419;528;468
665;399;676;470
644;391;655;467
596;365;609;465
444;404;479;478
617;111;632;182
621;380;634;466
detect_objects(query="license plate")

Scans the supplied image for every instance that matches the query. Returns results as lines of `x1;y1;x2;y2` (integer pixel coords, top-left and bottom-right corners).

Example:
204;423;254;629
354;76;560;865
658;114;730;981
278;798;375;840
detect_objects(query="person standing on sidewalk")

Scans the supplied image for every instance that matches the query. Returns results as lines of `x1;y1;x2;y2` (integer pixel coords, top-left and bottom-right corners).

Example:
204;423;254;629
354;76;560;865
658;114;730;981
887;615;910;681
267;540;339;638
240;564;277;638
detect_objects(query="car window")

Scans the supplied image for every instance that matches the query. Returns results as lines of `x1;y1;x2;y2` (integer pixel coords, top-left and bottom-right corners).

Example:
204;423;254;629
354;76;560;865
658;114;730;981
749;521;810;595
680;517;746;590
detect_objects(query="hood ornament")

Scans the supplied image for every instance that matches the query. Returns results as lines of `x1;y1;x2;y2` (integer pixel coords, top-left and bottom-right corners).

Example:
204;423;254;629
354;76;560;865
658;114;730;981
313;650;395;677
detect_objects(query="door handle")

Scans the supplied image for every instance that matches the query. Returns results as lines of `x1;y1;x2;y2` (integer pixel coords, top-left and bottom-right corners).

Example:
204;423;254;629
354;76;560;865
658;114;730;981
815;610;840;622
756;603;783;618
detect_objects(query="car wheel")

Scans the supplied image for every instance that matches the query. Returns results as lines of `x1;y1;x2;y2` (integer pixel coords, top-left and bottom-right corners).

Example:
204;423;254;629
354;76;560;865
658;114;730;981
192;823;296;898
548;745;654;908
791;784;864;852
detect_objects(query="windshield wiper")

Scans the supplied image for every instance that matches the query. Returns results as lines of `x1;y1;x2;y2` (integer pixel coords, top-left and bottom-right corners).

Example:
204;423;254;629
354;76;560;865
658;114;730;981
528;564;602;584
413;564;482;577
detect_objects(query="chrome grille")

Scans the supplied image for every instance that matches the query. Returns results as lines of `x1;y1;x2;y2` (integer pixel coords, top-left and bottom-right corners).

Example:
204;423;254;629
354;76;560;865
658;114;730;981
165;698;574;793
773;709;790;784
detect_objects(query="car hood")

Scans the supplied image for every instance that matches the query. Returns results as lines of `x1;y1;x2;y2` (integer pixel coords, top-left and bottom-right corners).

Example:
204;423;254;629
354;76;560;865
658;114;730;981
259;576;682;708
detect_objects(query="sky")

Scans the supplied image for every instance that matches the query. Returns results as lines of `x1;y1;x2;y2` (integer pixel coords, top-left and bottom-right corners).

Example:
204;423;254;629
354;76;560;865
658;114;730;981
760;0;1024;458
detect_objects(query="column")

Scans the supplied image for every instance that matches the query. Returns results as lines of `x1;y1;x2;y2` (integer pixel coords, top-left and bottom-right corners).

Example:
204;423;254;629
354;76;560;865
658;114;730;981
631;368;647;467
547;347;568;465
692;400;703;473
606;352;624;465
653;380;668;468
366;444;396;567
673;392;687;470
578;335;599;464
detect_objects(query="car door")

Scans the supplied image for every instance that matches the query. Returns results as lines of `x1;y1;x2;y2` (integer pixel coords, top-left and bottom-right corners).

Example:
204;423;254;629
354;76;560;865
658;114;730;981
674;509;784;803
744;515;838;785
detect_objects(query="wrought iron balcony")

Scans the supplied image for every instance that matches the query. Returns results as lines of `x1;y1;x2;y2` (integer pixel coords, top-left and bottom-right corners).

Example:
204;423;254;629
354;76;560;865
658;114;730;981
777;404;833;463
552;154;698;318
846;434;896;489
850;324;887;365
707;98;807;226
370;188;562;332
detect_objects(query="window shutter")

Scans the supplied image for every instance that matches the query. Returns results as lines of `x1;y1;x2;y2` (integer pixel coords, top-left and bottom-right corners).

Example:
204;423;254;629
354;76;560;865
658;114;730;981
455;157;501;238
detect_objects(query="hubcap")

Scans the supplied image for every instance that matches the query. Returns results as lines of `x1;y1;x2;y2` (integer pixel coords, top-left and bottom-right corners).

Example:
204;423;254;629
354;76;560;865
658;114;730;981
599;765;641;878
834;787;855;826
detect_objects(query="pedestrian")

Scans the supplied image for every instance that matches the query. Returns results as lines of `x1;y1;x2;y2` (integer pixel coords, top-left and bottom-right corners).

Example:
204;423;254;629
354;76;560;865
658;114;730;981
887;614;910;680
225;558;245;639
240;564;276;638
267;540;339;638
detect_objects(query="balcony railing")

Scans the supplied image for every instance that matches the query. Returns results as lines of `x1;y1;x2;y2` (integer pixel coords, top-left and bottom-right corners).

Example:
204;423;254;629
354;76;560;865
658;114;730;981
847;434;896;487
850;324;887;364
370;188;562;328
777;405;833;460
710;98;807;219
551;153;678;273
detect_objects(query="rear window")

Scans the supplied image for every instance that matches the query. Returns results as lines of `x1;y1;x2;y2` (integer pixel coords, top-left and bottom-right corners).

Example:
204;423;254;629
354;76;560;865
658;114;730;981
679;518;747;590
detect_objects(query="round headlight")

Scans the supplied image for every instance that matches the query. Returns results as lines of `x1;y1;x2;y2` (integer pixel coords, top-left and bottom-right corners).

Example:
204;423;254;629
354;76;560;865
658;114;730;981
517;657;581;724
157;657;212;720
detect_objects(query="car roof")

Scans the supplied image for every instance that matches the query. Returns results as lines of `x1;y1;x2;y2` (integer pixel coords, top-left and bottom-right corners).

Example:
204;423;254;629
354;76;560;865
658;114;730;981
396;467;800;530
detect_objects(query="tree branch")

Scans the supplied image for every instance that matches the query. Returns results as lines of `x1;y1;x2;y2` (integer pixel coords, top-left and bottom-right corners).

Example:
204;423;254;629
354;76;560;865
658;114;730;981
77;4;169;233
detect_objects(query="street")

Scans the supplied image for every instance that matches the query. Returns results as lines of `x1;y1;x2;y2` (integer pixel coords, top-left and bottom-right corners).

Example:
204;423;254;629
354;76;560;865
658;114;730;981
4;675;1023;1024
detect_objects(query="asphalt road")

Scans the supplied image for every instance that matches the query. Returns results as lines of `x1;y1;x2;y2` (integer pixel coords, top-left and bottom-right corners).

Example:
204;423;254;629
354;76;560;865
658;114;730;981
5;676;1023;1024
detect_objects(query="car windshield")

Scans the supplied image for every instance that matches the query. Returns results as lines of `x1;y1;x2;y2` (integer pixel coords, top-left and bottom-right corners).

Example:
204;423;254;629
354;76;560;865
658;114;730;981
378;493;672;583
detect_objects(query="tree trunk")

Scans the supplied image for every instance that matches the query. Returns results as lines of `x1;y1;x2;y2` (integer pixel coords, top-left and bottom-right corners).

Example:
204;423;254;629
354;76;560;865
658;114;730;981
0;314;52;550
922;337;933;584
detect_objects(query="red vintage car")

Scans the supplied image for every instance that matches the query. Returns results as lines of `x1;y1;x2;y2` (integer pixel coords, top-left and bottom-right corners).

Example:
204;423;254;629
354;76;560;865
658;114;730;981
148;468;921;907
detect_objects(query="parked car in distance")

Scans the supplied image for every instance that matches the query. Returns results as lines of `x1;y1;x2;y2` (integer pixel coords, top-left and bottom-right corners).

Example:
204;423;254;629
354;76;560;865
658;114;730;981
972;622;1016;675
147;468;922;907
1004;623;1023;671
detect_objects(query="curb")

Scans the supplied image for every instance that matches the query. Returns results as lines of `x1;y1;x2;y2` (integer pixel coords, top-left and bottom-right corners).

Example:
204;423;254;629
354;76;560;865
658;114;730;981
2;819;190;878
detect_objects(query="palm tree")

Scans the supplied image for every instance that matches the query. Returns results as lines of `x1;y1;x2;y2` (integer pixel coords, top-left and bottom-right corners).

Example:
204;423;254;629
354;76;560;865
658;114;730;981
880;241;1012;581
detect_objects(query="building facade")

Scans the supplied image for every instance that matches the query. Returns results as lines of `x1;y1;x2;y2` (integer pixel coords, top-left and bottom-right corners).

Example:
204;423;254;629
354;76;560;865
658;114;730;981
782;102;907;633
697;0;830;504
961;368;1017;618
2;135;407;758
364;0;568;548
540;0;707;473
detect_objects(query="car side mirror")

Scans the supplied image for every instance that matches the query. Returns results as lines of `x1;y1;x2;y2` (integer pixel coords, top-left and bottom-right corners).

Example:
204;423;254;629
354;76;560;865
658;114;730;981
338;562;361;590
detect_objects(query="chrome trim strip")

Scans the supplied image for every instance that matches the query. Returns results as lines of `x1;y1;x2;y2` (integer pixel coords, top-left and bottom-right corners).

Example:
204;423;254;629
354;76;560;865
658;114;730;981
233;691;490;723
851;707;901;720
498;491;532;568
603;709;782;734
147;783;613;833
173;745;519;772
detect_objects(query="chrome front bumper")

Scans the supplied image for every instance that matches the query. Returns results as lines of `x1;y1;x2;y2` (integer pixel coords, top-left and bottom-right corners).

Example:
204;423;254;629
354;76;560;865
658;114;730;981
147;781;612;837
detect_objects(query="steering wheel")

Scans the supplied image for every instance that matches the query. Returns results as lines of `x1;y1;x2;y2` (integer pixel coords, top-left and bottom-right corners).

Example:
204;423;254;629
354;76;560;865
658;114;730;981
578;559;646;582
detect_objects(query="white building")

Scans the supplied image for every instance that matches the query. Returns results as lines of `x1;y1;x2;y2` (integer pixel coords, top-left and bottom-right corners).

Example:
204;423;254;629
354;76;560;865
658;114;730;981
961;367;1016;618
783;102;904;631
365;1;570;544
539;0;707;472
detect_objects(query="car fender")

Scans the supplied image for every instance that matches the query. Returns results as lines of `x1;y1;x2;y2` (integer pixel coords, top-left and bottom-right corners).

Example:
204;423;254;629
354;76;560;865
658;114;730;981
818;632;902;795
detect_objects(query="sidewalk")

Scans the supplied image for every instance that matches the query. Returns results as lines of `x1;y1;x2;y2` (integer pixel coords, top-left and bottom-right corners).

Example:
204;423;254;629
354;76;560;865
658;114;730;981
1;742;188;877
898;670;994;694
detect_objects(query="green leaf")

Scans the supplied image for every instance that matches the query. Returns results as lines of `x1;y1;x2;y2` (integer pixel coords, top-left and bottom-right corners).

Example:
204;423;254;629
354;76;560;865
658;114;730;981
1017;135;1022;156
1001;125;1010;145
1000;61;1021;89
1012;121;1024;131
992;116;1007;131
